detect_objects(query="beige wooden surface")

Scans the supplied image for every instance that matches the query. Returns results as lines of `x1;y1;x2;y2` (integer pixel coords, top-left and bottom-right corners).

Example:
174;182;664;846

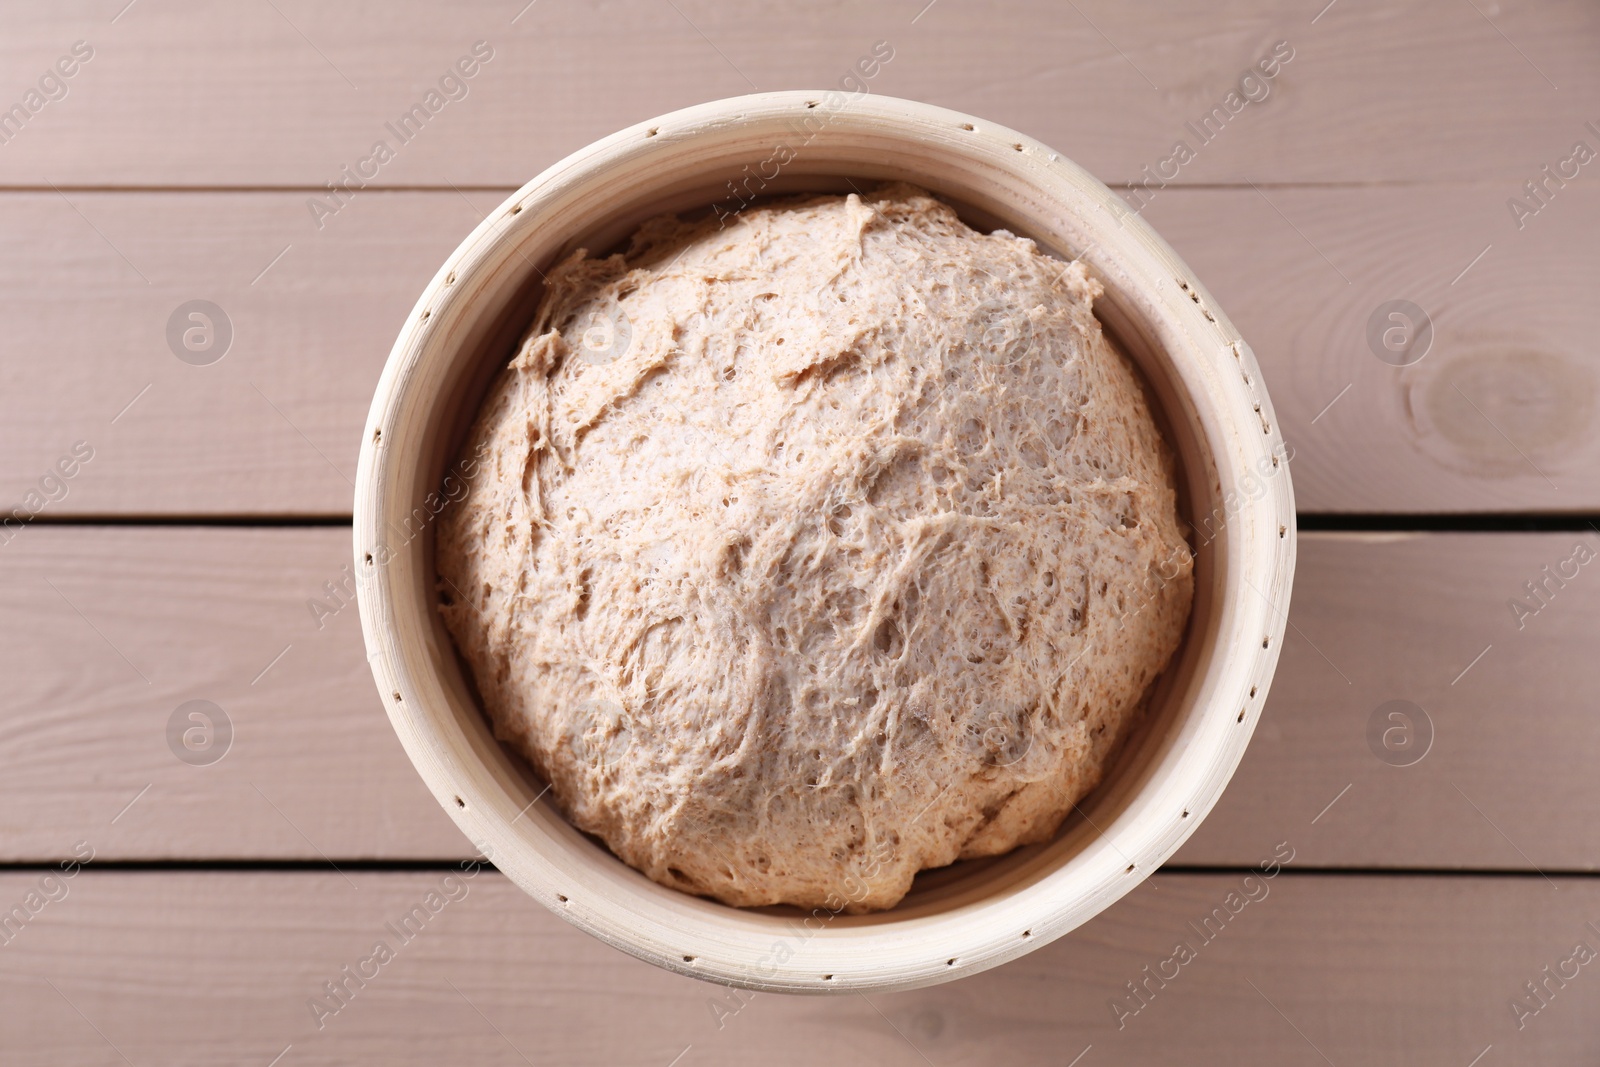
3;184;1596;515
4;528;1598;871
0;871;1594;1064
3;0;1597;1061
0;0;1593;188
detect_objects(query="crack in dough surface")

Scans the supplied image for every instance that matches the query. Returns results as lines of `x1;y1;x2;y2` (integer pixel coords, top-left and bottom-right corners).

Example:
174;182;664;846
437;183;1194;912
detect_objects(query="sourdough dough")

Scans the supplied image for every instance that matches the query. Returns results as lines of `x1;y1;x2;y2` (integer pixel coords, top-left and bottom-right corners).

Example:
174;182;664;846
437;183;1193;912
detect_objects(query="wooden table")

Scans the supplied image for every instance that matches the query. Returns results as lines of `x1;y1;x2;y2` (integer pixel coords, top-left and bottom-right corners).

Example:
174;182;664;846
2;2;1596;1062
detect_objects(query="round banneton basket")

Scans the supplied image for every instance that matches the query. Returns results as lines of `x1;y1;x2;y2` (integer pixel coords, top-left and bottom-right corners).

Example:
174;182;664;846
354;91;1296;994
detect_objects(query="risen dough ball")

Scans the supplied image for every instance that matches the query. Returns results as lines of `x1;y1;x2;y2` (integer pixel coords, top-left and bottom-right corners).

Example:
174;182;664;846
437;183;1193;913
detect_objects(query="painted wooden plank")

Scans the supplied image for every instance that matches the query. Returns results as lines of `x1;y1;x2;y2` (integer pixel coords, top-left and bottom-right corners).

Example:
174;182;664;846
0;869;1589;1063
4;526;1599;871
1173;530;1600;872
0;190;476;520
1141;181;1600;514
1;182;1596;517
0;525;465;861
0;0;1593;188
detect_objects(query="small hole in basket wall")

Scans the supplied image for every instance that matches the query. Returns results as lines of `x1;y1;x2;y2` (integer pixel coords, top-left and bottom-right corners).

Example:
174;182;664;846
1262;637;1271;649
1012;142;1024;151
1238;708;1247;723
509;204;522;216
391;691;402;703
371;428;381;445
364;553;374;566
646;126;659;137
1250;686;1258;698
453;796;465;808
1022;929;1033;939
821;974;834;981
557;894;569;904
1125;864;1135;874
419;309;430;324
445;271;456;286
682;954;696;963
947;958;958;967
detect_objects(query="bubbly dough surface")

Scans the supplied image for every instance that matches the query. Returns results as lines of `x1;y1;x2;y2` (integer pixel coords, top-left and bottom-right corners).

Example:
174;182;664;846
437;183;1193;912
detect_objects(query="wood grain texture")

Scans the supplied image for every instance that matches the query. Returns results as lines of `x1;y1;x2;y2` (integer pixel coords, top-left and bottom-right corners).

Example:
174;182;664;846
6;526;1600;873
1143;181;1600;513
0;190;474;519
0;526;464;861
1;182;1595;516
0;0;1592;188
0;869;1593;1064
1174;530;1600;871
